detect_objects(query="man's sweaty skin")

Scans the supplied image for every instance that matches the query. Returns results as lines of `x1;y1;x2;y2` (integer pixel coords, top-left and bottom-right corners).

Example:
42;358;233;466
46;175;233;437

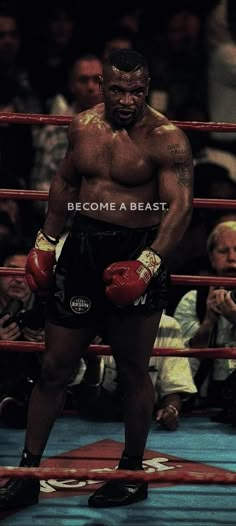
44;68;193;259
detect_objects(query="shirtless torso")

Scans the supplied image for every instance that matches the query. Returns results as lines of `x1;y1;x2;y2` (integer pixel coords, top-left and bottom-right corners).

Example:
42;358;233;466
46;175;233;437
44;55;193;257
68;103;174;228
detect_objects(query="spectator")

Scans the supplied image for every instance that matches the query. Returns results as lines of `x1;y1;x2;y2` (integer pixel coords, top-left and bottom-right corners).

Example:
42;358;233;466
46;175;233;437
49;53;103;116
71;314;196;431
0;174;40;245
174;221;236;408
167;160;236;315
0;244;45;427
30;54;103;221
207;0;236;154
0;211;18;248
146;7;208;156
0;7;42;187
0;193;22;239
206;0;232;54
101;27;136;61
0;6;41;114
29;2;78;111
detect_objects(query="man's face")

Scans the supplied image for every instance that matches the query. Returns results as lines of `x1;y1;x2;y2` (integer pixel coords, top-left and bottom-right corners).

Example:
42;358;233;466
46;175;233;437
102;66;149;129
0;254;31;304
70;59;103;111
210;230;236;276
0;16;19;64
48;12;74;47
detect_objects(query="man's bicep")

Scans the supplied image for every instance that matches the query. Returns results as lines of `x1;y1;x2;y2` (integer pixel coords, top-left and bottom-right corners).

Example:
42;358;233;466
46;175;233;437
158;166;193;206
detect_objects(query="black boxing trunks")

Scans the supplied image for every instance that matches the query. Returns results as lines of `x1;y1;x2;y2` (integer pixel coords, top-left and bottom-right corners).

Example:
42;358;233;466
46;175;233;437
46;214;169;328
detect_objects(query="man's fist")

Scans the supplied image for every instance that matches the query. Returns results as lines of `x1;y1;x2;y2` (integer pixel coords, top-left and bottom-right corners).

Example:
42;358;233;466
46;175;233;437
103;248;162;306
25;230;57;293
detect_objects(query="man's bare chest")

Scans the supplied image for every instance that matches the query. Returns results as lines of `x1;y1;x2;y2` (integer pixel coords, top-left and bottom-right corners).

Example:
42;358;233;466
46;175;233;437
72;129;155;186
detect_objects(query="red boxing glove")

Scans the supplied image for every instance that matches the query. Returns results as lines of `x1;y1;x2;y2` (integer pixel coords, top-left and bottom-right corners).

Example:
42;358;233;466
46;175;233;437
103;248;162;306
25;230;57;294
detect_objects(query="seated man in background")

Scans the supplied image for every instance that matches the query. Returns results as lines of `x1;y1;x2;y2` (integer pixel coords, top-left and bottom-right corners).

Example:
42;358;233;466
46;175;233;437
30;54;103;221
71;313;196;431
174;221;236;409
0;244;45;427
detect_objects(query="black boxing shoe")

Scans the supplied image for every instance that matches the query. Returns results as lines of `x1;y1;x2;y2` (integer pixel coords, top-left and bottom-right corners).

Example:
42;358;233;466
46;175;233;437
0;477;40;510
88;480;148;508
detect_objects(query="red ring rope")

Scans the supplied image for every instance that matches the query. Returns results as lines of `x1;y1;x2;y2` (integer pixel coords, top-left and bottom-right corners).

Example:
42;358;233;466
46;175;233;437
1;189;236;211
0;189;48;201
0;465;235;483
1;112;236;132
0;340;236;359
1;267;236;288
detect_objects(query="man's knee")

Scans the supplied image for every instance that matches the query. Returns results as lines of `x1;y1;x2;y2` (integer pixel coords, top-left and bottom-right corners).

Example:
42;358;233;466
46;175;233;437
39;356;74;390
118;362;150;393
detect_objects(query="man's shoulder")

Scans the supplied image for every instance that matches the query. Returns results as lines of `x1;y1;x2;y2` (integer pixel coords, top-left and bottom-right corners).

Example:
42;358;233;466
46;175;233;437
71;104;105;127
146;106;187;146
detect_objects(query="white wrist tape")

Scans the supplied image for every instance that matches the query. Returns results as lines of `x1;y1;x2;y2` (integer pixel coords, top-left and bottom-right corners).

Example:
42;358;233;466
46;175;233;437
35;230;56;252
137;248;162;277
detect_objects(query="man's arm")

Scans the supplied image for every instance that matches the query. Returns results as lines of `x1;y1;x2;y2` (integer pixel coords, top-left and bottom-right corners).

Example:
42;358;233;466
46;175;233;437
25;122;80;293
154;315;197;429
103;126;193;307
43;123;81;239
151;126;193;258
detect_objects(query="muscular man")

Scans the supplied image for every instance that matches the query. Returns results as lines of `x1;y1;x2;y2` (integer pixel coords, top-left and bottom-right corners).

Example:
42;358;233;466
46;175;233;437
0;49;193;509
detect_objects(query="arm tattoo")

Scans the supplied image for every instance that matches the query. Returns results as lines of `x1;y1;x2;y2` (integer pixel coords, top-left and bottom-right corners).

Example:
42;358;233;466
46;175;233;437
167;143;192;188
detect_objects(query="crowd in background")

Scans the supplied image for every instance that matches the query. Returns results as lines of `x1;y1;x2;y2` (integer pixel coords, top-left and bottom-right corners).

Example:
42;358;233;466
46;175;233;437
1;0;236;428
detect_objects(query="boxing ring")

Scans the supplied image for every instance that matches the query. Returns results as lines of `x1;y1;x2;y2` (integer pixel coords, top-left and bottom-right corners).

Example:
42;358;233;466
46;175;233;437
1;113;236;525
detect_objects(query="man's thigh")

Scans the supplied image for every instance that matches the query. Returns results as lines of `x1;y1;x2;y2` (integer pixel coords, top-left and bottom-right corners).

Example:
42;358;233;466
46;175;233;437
106;311;163;370
44;322;98;369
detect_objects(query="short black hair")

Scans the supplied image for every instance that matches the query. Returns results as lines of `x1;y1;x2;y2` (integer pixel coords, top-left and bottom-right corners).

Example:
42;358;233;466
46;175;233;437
0;241;30;266
104;49;148;75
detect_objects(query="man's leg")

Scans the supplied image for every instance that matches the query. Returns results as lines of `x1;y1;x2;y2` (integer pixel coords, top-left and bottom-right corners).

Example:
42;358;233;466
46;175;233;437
89;311;162;507
109;311;162;459
25;322;97;456
0;321;97;509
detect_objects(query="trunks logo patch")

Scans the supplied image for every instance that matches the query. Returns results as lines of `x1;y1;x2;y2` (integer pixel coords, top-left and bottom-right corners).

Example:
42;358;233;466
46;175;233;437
70;296;91;314
133;293;147;306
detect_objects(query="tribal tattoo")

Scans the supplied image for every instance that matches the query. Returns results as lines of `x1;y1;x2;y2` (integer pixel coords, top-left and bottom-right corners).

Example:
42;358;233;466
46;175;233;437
167;143;193;188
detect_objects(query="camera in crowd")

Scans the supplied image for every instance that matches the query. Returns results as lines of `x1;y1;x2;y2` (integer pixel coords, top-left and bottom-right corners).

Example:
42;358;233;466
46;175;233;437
0;298;46;330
